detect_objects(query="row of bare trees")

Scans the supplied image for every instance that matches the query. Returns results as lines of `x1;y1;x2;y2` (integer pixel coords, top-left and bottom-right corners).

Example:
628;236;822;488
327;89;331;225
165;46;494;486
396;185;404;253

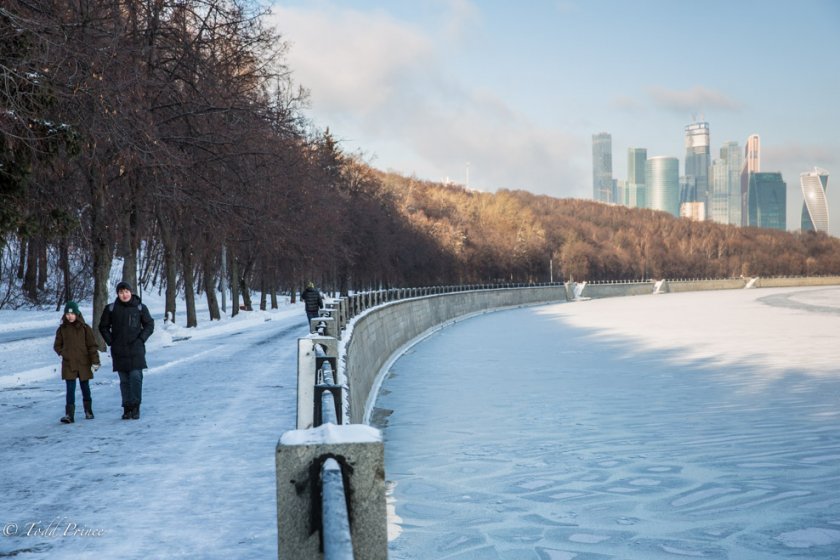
0;1;450;333
3;2;840;334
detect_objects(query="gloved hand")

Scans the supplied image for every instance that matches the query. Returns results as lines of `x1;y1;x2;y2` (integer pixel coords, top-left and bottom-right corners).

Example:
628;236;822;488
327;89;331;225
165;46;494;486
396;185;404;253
91;364;100;372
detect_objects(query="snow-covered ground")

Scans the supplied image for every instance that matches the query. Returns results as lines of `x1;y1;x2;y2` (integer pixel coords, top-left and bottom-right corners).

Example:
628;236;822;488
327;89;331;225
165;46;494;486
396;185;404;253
0;291;307;559
4;285;840;559
376;286;840;559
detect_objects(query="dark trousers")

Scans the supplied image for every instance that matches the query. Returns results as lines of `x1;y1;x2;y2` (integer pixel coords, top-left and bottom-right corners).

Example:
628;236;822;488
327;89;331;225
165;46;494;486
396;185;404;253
65;379;91;406
118;369;143;407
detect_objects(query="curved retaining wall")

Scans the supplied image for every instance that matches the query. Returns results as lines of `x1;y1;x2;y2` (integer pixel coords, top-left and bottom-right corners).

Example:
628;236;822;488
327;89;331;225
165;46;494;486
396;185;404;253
344;276;840;424
344;286;568;423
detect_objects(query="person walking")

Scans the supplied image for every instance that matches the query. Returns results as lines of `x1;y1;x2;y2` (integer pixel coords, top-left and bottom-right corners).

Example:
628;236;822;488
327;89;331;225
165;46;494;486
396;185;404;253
98;281;154;420
53;301;100;423
301;281;324;322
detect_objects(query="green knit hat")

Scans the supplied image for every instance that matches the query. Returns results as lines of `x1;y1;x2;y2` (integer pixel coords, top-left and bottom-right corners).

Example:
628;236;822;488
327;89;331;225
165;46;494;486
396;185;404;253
64;301;81;316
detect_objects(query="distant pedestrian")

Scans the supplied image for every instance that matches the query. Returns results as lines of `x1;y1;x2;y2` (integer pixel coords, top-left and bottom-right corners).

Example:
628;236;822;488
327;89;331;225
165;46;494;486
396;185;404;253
301;281;324;322
53;301;100;424
98;281;154;420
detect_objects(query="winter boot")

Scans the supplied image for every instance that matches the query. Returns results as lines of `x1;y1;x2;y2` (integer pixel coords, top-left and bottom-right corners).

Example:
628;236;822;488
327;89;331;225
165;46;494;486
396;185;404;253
130;404;140;420
60;404;75;424
122;406;131;420
83;400;94;420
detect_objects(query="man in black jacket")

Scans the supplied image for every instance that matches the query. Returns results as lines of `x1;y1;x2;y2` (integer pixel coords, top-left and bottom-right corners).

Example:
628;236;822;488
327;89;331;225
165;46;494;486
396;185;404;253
301;282;323;322
99;281;154;420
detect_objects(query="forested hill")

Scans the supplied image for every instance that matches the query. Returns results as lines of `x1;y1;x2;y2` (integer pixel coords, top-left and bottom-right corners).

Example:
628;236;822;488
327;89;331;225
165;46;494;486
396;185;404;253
376;170;840;284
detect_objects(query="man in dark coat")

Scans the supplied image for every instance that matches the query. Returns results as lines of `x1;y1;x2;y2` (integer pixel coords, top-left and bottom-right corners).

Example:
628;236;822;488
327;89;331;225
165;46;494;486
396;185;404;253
301;282;324;322
99;281;154;419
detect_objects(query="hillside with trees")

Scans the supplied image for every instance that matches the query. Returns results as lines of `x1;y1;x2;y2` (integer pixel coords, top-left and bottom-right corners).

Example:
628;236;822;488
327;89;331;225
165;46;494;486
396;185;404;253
2;1;839;327
378;173;840;284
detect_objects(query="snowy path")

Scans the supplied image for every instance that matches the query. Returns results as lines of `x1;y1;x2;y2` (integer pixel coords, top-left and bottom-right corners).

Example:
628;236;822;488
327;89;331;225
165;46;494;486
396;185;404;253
376;286;840;559
1;308;305;559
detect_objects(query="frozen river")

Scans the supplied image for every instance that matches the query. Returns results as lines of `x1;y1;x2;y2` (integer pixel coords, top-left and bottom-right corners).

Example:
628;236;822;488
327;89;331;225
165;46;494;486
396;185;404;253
374;286;840;559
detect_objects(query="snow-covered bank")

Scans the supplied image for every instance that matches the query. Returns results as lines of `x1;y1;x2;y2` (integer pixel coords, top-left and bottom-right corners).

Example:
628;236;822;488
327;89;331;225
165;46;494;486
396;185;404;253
0;292;308;559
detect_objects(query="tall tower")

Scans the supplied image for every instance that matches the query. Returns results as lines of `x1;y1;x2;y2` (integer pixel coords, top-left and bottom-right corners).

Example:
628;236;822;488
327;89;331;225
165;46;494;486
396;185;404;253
592;133;613;203
710;141;742;224
740;134;760;226
683;121;711;214
626;147;647;208
645;156;680;217
748;172;786;230
800;167;830;233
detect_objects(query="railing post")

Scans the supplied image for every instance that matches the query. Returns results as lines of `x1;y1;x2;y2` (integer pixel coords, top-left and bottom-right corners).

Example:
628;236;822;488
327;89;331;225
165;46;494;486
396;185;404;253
297;336;339;430
276;425;388;559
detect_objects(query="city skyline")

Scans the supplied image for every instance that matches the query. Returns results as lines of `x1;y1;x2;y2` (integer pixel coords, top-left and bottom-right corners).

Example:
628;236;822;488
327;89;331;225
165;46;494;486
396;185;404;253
267;0;839;235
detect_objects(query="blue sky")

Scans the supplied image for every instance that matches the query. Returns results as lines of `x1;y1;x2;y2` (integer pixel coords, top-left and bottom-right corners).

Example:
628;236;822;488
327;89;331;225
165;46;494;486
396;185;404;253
266;0;840;233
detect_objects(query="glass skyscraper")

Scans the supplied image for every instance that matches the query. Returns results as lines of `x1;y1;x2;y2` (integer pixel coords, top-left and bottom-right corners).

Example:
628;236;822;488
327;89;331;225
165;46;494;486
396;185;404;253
592;133;613;203
683;121;711;215
748;172;786;230
800;168;830;233
646;156;680;217
626;147;647;208
740;134;760;226
710;141;742;225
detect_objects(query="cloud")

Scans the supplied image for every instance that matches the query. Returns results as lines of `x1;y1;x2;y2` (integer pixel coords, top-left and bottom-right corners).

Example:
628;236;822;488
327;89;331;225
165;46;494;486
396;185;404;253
392;86;587;197
438;0;480;41
648;86;742;114
267;6;434;116
762;142;837;168
610;95;646;113
267;3;588;199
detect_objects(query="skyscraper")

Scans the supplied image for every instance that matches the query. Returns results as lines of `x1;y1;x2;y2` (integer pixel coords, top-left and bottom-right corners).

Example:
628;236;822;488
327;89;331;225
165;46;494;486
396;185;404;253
710;141;742;225
800;167;830;233
748;172;786;230
592;133;613;203
683;121;711;214
740;134;760;226
645;156;680;217
626;147;647;208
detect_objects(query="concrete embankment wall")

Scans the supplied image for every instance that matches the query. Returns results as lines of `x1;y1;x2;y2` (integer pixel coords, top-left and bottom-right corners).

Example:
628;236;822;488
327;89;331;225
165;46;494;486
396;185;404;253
579;282;655;298
344;276;840;424
753;276;840;288
663;278;747;293
345;286;568;424
579;276;840;297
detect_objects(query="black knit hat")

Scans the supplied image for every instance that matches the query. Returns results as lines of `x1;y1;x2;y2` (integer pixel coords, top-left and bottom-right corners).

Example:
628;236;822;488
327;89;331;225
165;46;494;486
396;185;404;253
64;301;81;315
116;281;133;293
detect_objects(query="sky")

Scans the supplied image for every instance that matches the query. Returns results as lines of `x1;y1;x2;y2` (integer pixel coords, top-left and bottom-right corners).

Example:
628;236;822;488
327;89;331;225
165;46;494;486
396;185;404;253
265;0;840;234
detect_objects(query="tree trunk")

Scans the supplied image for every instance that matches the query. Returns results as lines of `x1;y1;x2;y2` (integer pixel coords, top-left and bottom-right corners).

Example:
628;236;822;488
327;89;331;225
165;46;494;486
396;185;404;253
37;237;48;292
230;255;239;317
182;248;197;328
16;235;25;279
240;272;253;311
259;276;267;311
203;253;221;321
23;237;37;299
119;204;138;292
158;214;177;323
90;176;113;351
59;237;72;303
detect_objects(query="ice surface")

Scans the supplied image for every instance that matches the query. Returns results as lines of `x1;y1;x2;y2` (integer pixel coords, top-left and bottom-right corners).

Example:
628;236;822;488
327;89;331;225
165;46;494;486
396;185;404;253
376;286;840;559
